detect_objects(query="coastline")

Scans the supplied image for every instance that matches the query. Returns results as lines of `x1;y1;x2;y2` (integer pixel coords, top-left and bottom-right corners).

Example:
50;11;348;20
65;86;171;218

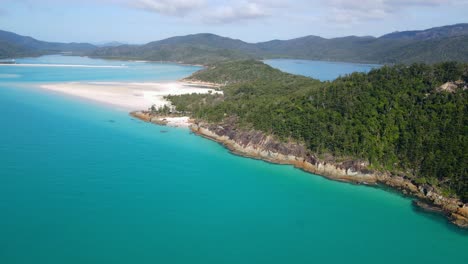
181;80;223;89
39;81;221;114
16;55;467;228
130;111;193;128
145;116;468;228
87;56;208;68
188;122;468;228
129;111;468;228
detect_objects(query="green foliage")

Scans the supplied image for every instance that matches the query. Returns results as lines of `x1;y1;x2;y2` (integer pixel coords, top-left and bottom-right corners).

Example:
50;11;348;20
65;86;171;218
151;104;171;115
90;24;468;65
0;40;27;59
168;60;468;202
185;60;314;85
3;24;468;64
90;34;255;65
0;30;96;58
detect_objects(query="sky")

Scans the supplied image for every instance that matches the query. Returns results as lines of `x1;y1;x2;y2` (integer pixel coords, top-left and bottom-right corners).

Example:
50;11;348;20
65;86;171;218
0;0;467;44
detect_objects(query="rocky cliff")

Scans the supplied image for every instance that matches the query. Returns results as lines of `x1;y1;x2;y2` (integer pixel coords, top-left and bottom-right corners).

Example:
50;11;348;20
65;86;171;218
190;120;468;228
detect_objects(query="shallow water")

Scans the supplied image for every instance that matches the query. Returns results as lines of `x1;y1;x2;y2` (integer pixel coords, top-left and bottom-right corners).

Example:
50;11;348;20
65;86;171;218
0;56;466;264
1;55;200;83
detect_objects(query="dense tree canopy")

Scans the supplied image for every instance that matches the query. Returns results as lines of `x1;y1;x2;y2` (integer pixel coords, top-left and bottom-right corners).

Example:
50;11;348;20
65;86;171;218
165;61;468;201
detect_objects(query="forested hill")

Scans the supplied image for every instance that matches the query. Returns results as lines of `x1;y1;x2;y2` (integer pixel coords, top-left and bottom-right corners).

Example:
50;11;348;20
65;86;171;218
90;33;255;65
90;23;468;65
164;60;468;202
380;23;468;40
2;23;468;64
184;60;314;85
0;30;96;59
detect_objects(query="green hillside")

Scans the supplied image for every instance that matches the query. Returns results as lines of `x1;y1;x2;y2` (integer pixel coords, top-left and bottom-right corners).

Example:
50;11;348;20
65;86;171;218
0;30;96;59
184;60;312;85
164;60;468;201
3;24;468;64
91;43;253;65
90;24;468;65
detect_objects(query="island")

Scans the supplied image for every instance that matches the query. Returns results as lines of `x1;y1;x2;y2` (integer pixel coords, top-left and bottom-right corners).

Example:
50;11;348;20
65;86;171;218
135;60;468;228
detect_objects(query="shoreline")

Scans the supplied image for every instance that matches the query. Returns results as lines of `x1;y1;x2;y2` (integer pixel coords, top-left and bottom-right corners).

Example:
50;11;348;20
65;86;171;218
130;109;468;228
87;56;207;68
187;122;468;228
39;81;221;115
15;54;467;228
181;80;223;89
130;111;193;128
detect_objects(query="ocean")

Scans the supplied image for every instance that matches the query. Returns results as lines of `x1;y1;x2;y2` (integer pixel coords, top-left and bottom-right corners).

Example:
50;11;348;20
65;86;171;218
0;56;466;263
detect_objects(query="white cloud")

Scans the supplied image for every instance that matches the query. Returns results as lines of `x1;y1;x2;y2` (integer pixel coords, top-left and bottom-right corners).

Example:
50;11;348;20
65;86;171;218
124;0;286;24
204;2;268;23
101;0;280;23
2;0;466;26
130;0;205;16
0;0;275;23
325;0;468;24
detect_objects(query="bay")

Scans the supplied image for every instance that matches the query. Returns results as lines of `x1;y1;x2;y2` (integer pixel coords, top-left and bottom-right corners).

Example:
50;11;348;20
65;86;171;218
264;59;379;81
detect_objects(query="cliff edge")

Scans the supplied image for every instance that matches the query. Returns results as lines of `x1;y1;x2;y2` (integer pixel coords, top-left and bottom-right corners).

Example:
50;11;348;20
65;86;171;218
190;120;468;228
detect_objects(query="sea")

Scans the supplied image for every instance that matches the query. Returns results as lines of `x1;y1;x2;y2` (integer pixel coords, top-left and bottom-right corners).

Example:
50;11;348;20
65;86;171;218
0;55;466;264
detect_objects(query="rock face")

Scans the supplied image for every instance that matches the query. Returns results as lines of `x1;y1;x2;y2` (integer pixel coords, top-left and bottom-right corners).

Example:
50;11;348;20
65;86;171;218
436;81;467;93
130;111;152;122
130;111;169;126
438;82;458;93
190;120;468;228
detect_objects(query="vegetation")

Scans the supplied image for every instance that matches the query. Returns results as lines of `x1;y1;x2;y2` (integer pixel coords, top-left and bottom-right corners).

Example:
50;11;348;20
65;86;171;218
184;60;312;85
0;30;96;59
90;24;468;65
164;60;468;202
0;40;28;59
91;43;253;65
3;24;468;64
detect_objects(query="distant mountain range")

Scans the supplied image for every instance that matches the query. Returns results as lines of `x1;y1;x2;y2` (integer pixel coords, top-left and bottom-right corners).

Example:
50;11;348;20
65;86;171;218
0;30;96;58
1;24;467;64
94;41;129;47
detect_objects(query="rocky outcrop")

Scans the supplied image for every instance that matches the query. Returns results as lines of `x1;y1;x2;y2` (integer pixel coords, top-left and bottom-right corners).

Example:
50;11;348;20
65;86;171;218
191;122;377;183
190;120;468;228
131;111;168;125
181;79;223;89
436;81;467;93
130;111;173;126
130;111;152;122
131;111;194;128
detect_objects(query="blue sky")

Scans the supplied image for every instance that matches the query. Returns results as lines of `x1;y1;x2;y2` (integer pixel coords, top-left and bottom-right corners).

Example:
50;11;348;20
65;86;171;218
0;0;467;44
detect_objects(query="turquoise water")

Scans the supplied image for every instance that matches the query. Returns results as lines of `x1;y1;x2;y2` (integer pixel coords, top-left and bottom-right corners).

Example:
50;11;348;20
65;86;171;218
0;56;467;264
3;55;200;83
264;59;380;81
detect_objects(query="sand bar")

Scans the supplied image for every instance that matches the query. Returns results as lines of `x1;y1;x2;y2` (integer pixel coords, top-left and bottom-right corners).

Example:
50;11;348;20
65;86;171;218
40;81;221;126
0;64;126;68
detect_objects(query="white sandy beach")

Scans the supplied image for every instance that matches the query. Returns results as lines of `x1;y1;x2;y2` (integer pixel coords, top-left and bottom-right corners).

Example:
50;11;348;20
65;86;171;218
159;116;191;127
40;81;221;126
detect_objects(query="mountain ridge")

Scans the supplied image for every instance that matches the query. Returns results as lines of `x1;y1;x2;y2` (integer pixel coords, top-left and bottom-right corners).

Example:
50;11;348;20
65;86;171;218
0;30;97;58
89;23;468;64
380;23;468;40
1;23;468;64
